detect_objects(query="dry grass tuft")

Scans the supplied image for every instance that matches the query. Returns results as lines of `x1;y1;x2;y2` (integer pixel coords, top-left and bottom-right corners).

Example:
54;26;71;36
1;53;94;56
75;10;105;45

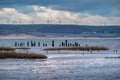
0;47;15;51
105;56;120;59
44;46;108;51
0;52;47;59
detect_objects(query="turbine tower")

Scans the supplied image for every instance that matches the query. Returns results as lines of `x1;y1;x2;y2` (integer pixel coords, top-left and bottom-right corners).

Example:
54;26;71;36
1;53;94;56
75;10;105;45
58;17;62;24
74;19;79;25
103;21;107;26
47;14;53;24
6;19;10;24
47;18;50;24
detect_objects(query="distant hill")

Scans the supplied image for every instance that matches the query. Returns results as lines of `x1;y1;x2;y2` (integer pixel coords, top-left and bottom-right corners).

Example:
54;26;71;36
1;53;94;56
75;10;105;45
0;24;120;38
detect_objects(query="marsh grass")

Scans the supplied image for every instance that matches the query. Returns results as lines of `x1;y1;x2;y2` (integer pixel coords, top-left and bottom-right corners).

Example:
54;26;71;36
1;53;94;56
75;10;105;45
0;47;15;51
44;46;108;51
0;52;47;59
15;48;30;49
105;56;120;59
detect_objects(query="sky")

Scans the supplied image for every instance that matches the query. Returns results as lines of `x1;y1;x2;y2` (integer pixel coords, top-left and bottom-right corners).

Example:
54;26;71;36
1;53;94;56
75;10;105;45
0;0;120;25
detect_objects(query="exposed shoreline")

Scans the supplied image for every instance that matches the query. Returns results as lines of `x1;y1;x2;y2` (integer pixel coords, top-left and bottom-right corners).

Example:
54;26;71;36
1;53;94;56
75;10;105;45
0;34;120;40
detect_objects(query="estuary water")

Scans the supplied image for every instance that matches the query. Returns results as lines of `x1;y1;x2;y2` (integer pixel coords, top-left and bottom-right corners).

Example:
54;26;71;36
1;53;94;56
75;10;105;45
0;38;120;54
0;38;120;80
0;53;120;80
0;24;120;80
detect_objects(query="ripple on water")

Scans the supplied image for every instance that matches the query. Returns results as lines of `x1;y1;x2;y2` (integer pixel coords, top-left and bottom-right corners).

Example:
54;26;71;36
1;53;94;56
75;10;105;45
0;54;120;80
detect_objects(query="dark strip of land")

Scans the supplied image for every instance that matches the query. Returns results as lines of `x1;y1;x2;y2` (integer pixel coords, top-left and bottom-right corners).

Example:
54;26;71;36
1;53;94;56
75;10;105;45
15;48;31;49
44;46;108;51
0;47;15;51
105;56;120;59
0;52;47;59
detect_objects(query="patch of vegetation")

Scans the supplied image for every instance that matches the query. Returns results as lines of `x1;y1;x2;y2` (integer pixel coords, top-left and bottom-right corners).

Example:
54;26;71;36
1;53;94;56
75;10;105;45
15;48;30;49
44;46;108;51
105;56;120;59
0;47;15;51
0;52;47;59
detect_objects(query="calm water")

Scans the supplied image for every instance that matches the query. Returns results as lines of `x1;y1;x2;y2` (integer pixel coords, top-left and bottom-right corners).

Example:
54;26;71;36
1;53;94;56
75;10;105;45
0;24;120;80
0;38;120;53
0;54;120;80
0;38;120;80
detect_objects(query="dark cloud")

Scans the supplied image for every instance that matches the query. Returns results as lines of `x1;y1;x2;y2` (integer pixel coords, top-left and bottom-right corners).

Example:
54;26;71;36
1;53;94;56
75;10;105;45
0;0;119;16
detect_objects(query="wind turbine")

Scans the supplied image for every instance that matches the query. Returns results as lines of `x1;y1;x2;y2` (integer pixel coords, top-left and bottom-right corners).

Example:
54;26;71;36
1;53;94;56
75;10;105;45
47;14;53;24
103;21;107;26
47;18;50;24
31;14;37;24
74;19;79;25
31;17;35;24
6;19;10;24
57;16;62;24
18;18;22;24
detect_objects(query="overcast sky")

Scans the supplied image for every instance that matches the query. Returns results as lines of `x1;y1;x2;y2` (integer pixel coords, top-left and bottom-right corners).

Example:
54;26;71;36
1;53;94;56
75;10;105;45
0;0;120;25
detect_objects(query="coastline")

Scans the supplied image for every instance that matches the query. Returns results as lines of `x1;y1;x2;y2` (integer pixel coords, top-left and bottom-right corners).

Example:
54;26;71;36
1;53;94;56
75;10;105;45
0;34;120;40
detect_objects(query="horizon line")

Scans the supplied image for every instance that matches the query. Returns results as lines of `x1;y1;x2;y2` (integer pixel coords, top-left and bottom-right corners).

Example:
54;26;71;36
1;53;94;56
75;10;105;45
0;23;120;26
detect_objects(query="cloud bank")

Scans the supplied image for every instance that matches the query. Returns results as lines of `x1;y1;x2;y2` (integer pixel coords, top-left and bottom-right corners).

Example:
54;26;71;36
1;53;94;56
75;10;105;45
0;0;119;16
0;6;120;25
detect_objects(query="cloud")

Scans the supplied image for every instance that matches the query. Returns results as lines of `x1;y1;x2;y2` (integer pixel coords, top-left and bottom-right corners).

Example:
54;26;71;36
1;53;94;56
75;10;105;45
0;8;17;16
0;0;119;17
0;6;120;25
0;8;31;24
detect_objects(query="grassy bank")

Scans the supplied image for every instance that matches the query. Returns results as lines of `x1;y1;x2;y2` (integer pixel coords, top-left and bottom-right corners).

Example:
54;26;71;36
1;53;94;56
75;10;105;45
105;56;120;59
0;47;15;51
44;46;108;51
0;52;47;59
